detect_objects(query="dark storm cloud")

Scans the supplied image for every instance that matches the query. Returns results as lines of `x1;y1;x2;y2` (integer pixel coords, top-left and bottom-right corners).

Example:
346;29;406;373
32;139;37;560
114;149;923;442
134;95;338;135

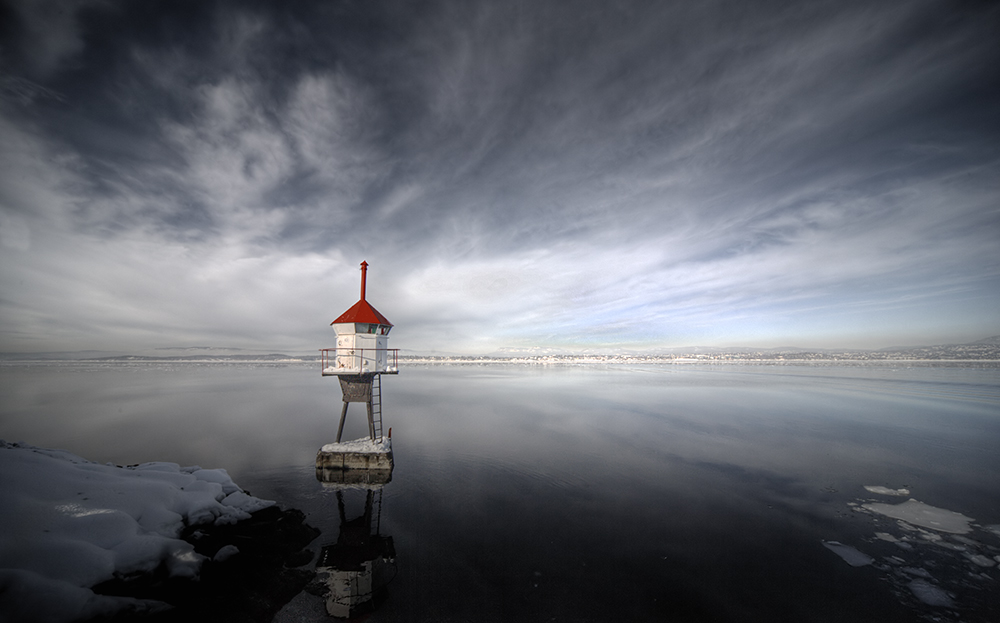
0;0;998;353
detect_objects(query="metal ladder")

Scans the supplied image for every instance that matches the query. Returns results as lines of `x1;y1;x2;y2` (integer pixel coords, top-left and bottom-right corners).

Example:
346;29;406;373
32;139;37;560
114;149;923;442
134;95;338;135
371;373;384;441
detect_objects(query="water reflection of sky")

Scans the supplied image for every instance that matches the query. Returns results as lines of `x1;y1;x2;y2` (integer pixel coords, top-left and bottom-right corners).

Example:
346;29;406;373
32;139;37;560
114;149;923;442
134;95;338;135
1;362;998;621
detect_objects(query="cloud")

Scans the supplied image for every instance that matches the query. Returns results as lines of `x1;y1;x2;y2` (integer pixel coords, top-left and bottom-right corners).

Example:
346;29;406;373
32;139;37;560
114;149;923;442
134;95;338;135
0;0;998;354
2;0;104;78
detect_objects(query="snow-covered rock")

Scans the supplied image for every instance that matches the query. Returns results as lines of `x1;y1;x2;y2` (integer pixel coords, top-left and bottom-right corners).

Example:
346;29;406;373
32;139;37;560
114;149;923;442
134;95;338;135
0;441;275;622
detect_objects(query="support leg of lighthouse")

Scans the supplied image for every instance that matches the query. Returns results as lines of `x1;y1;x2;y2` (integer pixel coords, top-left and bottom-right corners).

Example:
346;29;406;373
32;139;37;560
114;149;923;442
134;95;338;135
336;402;349;443
317;372;393;483
336;373;377;443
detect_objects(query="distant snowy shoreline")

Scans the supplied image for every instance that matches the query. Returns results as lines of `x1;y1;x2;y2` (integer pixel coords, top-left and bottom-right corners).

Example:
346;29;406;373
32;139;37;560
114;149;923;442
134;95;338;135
2;355;1000;366
3;337;1000;365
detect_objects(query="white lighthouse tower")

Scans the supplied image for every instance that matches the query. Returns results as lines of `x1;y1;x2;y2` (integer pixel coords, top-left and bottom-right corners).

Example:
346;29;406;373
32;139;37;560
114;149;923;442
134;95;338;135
317;262;397;481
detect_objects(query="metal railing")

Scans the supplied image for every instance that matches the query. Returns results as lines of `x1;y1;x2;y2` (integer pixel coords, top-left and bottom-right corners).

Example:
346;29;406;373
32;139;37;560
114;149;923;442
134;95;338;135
320;347;399;375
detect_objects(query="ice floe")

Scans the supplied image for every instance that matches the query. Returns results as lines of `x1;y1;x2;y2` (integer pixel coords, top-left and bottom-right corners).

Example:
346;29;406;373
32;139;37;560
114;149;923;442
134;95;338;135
907;578;955;607
0;441;275;621
863;485;910;496
873;532;914;550
962;553;995;568
862;499;974;534
901;566;932;578
831;488;999;619
821;541;873;567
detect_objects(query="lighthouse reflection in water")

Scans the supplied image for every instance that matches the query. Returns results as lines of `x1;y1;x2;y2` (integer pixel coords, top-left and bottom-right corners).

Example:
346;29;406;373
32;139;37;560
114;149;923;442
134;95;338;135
316;479;396;619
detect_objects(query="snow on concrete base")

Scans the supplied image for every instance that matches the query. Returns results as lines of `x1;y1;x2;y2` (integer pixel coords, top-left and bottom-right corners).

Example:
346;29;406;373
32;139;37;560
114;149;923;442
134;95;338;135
320;437;392;454
0;441;275;622
316;437;393;472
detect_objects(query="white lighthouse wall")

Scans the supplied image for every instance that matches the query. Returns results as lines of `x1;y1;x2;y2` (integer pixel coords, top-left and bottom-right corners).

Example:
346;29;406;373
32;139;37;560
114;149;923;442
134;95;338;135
331;328;391;373
354;334;389;372
332;323;354;336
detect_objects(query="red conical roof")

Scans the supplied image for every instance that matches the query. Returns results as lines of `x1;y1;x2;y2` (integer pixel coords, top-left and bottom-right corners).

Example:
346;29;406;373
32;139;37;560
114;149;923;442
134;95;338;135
330;261;393;326
331;299;393;326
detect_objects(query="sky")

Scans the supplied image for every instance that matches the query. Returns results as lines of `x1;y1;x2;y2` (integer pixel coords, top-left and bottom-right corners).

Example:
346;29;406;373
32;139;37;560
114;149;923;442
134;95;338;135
0;0;998;356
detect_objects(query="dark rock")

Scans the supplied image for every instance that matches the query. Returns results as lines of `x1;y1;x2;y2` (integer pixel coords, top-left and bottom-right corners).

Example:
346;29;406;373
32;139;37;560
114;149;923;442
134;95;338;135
89;505;320;622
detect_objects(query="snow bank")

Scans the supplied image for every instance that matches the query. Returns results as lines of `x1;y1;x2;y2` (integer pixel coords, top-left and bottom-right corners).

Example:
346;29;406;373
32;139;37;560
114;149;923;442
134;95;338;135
0;441;275;621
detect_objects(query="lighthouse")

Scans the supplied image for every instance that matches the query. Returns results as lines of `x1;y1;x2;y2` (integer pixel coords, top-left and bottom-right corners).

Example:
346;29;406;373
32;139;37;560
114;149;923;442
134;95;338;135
323;261;396;374
317;261;397;481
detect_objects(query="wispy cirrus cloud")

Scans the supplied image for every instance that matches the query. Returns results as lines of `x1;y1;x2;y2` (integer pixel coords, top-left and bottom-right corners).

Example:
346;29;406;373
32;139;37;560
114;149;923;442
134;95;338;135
0;0;997;354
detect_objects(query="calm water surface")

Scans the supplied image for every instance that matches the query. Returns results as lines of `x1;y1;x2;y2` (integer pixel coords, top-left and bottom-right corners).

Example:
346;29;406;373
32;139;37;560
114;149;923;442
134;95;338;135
2;361;999;622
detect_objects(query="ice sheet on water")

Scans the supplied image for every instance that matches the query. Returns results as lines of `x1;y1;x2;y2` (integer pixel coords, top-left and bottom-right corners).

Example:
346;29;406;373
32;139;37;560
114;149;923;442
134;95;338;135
907;578;955;607
863;485;910;496
963;553;995;568
821;541;873;567
862;499;974;534
901;566;932;578
0;440;275;622
842;490;1000;619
